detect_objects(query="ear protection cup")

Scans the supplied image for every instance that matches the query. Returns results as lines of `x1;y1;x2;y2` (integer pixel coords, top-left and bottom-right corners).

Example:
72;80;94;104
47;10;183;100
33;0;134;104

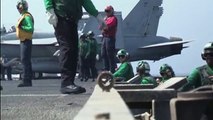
17;3;23;11
201;53;206;60
202;42;213;60
19;4;23;10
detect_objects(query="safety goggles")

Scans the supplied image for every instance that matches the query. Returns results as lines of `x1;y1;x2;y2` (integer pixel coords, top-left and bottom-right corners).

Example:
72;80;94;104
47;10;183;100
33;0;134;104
160;70;171;76
105;10;111;13
160;72;166;76
118;55;125;59
16;4;21;10
204;53;213;58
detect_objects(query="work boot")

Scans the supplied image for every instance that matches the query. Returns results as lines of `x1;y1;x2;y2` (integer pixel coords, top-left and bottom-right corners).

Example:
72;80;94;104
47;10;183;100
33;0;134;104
17;83;32;87
60;84;86;94
17;81;32;87
84;77;88;82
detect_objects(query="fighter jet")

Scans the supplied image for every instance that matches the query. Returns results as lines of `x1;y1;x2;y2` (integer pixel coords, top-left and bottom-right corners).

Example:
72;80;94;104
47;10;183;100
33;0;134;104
0;16;92;78
87;0;190;61
1;30;59;78
0;0;190;78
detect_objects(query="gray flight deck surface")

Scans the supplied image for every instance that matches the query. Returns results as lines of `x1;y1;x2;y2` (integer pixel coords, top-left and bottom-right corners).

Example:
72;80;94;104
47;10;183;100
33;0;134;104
1;78;96;120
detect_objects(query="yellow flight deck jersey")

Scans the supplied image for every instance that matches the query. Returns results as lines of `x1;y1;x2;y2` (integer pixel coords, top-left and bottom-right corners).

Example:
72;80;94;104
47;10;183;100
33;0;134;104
16;12;34;41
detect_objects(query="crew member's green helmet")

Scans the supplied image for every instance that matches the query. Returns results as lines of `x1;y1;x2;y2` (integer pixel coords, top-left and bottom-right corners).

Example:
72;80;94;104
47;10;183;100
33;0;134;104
202;42;213;60
159;64;175;77
160;64;171;73
79;33;86;39
16;0;28;11
137;61;150;74
117;49;127;56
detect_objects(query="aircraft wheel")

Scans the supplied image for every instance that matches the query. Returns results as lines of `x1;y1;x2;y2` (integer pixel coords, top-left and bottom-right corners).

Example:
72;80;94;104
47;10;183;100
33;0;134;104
33;72;43;79
19;73;23;80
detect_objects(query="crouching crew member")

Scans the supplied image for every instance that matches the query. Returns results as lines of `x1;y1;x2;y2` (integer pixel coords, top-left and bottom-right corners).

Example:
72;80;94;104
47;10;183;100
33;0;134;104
137;61;157;87
113;49;134;81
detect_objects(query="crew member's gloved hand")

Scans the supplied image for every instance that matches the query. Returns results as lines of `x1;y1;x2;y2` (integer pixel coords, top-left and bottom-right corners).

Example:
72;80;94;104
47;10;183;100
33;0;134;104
96;54;100;61
46;9;58;27
53;50;60;56
96;13;106;30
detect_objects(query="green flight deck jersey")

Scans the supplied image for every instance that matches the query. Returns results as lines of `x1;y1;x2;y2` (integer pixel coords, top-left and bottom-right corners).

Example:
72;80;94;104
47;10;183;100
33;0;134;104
113;62;134;81
160;76;170;83
87;38;98;57
79;40;90;58
181;65;213;91
140;74;157;87
44;0;98;21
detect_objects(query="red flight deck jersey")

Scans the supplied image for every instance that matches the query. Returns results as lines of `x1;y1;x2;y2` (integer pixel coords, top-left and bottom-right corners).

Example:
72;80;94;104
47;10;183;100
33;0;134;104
102;15;117;38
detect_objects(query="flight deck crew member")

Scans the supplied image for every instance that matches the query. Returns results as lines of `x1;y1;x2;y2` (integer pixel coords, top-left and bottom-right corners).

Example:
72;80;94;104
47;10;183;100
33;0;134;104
16;0;34;87
79;34;90;82
1;58;4;90
181;42;213;91
158;64;175;84
1;56;13;81
101;5;118;73
44;0;105;94
87;31;98;81
0;57;4;80
181;42;213;120
137;61;157;87
113;49;134;81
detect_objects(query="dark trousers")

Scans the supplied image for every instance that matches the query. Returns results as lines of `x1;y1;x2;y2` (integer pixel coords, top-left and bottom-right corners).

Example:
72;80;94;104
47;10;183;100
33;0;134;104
54;16;78;87
88;56;97;78
1;66;12;80
20;40;32;83
0;64;5;80
79;56;89;80
101;37;116;73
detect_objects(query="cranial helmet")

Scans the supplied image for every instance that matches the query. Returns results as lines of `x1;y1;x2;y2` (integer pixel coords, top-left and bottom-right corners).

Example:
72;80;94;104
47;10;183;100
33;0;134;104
159;64;175;77
160;64;172;73
201;42;213;60
117;49;128;56
137;61;150;73
79;33;86;39
87;31;94;36
105;5;114;13
17;0;28;11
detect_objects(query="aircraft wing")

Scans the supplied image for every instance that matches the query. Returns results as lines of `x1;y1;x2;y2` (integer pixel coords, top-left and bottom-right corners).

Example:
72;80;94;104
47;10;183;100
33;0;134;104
140;40;191;49
1;37;57;45
131;40;191;61
1;38;59;58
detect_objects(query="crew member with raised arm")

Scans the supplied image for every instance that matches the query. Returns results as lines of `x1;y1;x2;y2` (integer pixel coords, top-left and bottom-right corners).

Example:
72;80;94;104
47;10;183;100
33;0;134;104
101;5;118;73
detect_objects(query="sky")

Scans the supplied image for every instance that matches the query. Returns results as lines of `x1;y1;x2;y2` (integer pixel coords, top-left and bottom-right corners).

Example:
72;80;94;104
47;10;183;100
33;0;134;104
1;0;213;76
